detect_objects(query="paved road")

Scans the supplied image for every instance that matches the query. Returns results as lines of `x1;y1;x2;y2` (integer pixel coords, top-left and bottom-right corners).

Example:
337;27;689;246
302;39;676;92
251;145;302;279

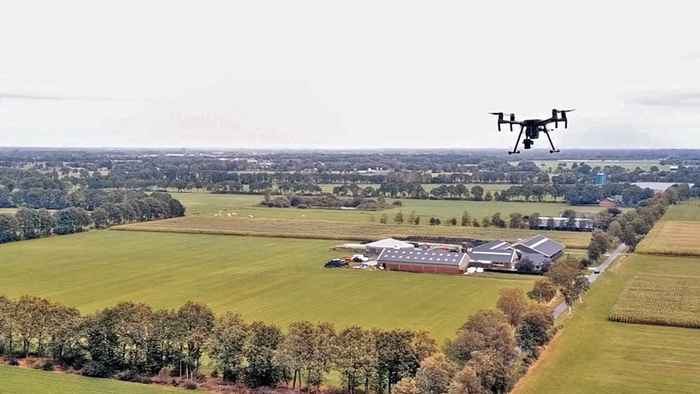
552;243;628;319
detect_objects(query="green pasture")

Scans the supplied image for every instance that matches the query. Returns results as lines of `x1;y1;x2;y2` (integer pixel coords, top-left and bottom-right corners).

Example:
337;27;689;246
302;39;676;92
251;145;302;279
0;364;183;394
171;192;603;223
514;254;700;394
660;199;700;221
0;230;536;342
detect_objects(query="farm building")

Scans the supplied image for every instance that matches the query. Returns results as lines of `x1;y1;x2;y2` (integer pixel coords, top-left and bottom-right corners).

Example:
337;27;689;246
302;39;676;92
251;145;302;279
466;240;519;271
536;216;594;231
599;197;619;208
377;249;468;274
511;235;565;261
365;238;414;255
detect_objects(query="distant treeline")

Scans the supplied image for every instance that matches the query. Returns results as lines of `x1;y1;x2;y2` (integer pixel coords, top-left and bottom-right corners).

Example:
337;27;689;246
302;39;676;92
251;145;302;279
261;193;397;211
0;191;185;244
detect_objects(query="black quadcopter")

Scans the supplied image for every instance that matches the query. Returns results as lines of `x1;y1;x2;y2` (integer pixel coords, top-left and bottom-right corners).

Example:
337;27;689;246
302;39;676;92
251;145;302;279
490;109;574;154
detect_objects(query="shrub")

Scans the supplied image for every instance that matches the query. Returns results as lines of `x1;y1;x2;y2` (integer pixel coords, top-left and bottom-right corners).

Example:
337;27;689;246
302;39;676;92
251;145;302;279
41;360;55;371
184;380;198;390
7;357;20;366
81;361;112;378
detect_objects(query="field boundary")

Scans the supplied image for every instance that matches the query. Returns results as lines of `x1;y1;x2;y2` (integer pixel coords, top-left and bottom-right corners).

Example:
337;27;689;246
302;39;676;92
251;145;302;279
111;226;369;242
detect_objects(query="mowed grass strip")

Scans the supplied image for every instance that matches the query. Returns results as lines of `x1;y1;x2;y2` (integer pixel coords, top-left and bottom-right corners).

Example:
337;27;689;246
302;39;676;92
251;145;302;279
609;274;700;329
659;199;700;221
0;364;184;394
0;230;536;341
637;221;700;256
513;254;700;394
115;215;591;248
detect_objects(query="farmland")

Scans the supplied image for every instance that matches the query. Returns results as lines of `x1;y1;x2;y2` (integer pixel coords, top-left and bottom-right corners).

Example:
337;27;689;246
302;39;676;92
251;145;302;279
116;215;592;248
171;192;603;222
531;159;667;171
0;364;183;394
0;230;537;341
514;254;700;394
637;200;700;256
609;273;700;329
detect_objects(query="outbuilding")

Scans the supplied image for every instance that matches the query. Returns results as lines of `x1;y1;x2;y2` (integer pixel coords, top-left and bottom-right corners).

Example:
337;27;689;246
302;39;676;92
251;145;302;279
365;238;414;256
511;235;565;261
377;249;468;274
466;240;519;271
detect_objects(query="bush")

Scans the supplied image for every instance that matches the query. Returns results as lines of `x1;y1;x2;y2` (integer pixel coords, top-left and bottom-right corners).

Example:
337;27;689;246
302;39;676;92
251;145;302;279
184;380;198;390
7;357;19;366
41;360;55;371
81;361;112;378
392;200;403;207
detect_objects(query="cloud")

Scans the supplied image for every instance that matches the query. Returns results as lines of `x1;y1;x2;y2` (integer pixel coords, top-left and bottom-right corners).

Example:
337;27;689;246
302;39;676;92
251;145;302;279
630;91;700;107
0;93;122;102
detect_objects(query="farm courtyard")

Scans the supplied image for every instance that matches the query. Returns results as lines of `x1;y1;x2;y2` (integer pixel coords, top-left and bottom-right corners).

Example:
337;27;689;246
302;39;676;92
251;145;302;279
0;230;537;341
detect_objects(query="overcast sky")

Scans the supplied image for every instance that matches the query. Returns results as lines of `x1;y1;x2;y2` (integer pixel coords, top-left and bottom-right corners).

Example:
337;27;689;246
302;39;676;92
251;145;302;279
2;1;700;150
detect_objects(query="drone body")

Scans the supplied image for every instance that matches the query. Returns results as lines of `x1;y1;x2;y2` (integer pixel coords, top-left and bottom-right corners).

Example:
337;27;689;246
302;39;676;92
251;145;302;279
490;109;574;154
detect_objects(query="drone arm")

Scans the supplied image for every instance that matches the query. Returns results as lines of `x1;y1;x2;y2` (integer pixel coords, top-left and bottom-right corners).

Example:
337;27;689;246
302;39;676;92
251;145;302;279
543;130;560;153
509;125;524;154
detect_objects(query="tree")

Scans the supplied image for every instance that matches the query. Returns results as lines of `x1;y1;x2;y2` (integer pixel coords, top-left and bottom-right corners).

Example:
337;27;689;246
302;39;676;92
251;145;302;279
243;321;285;388
380;214;389;224
15;208;41;239
470;186;484;201
0;214;19;243
461;211;471;227
490;213;506;228
414;353;457;394
484;191;493;201
394;211;405;224
407;211;416;225
448;365;483;394
393;377;418;394
516;304;554;359
208;312;248;382
176;301;215;380
496;288;528;326
448;217;458;226
446;310;516;367
528;278;557;303
508;213;524;229
54;207;92;234
376;329;420;393
337;326;377;394
527;212;541;229
587;230;609;261
430;217;441;226
91;207;110;229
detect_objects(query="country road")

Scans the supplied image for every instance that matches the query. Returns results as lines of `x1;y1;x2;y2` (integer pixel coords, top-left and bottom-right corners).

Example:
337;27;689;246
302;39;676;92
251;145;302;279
552;243;628;319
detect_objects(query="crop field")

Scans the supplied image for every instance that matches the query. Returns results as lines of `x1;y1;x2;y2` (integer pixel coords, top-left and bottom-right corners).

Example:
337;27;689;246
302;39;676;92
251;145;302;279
0;364;183;394
116;215;592;248
513;254;700;394
0;230;537;341
171;192;603;223
637;201;700;256
609;273;700;328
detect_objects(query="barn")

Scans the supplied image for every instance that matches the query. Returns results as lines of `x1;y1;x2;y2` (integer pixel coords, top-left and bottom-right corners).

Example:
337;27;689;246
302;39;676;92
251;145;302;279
466;240;519;271
377;249;468;274
511;235;565;261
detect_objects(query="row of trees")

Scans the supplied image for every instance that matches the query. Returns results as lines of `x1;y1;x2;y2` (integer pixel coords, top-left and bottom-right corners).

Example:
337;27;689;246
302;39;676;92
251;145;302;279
0;192;185;245
0;289;558;393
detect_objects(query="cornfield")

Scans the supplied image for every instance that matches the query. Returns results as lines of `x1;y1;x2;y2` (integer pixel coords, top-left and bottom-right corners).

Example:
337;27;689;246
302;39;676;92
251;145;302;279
609;274;700;329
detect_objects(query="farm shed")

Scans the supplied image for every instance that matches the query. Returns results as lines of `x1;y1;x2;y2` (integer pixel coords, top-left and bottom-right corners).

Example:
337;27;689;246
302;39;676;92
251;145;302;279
377;249;468;274
467;240;519;271
511;235;565;261
365;238;414;255
537;217;594;231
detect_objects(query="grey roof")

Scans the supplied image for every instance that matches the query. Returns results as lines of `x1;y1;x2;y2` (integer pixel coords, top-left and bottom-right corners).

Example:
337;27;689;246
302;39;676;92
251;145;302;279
378;249;467;266
469;240;516;264
365;238;414;249
512;235;564;258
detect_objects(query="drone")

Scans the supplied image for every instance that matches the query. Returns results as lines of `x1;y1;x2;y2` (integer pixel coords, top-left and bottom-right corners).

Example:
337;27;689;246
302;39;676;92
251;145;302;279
490;109;574;154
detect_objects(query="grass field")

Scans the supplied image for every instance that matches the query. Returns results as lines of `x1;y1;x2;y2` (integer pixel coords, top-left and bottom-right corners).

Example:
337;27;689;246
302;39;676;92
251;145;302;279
171;192;603;223
513;254;700;394
637;200;700;256
116;215;592;248
0;230;537;341
609;273;700;329
318;183;519;194
0;365;183;394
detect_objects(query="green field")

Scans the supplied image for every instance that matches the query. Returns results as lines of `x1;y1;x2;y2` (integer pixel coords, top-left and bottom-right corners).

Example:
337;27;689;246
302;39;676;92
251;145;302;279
0;365;183;394
0;230;536;341
609;273;700;329
637;200;700;256
171;192;603;223
513;254;700;394
318;183;518;194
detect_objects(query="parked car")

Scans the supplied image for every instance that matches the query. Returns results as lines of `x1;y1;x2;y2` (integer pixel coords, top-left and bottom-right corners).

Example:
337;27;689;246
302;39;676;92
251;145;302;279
324;259;348;268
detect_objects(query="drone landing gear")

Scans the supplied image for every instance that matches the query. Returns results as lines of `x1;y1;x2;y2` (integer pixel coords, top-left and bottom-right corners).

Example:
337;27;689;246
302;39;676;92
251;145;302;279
543;130;560;154
509;126;524;155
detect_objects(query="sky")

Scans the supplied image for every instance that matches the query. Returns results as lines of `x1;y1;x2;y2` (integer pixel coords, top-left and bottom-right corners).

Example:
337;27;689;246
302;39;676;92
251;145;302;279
1;1;700;150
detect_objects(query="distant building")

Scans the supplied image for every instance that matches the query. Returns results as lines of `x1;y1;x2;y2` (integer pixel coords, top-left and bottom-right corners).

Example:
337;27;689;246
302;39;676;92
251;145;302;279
599;197;618;209
594;172;607;185
511;235;565;261
377;249;468;274
365;238;414;255
537;217;594;231
466;240;519;271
